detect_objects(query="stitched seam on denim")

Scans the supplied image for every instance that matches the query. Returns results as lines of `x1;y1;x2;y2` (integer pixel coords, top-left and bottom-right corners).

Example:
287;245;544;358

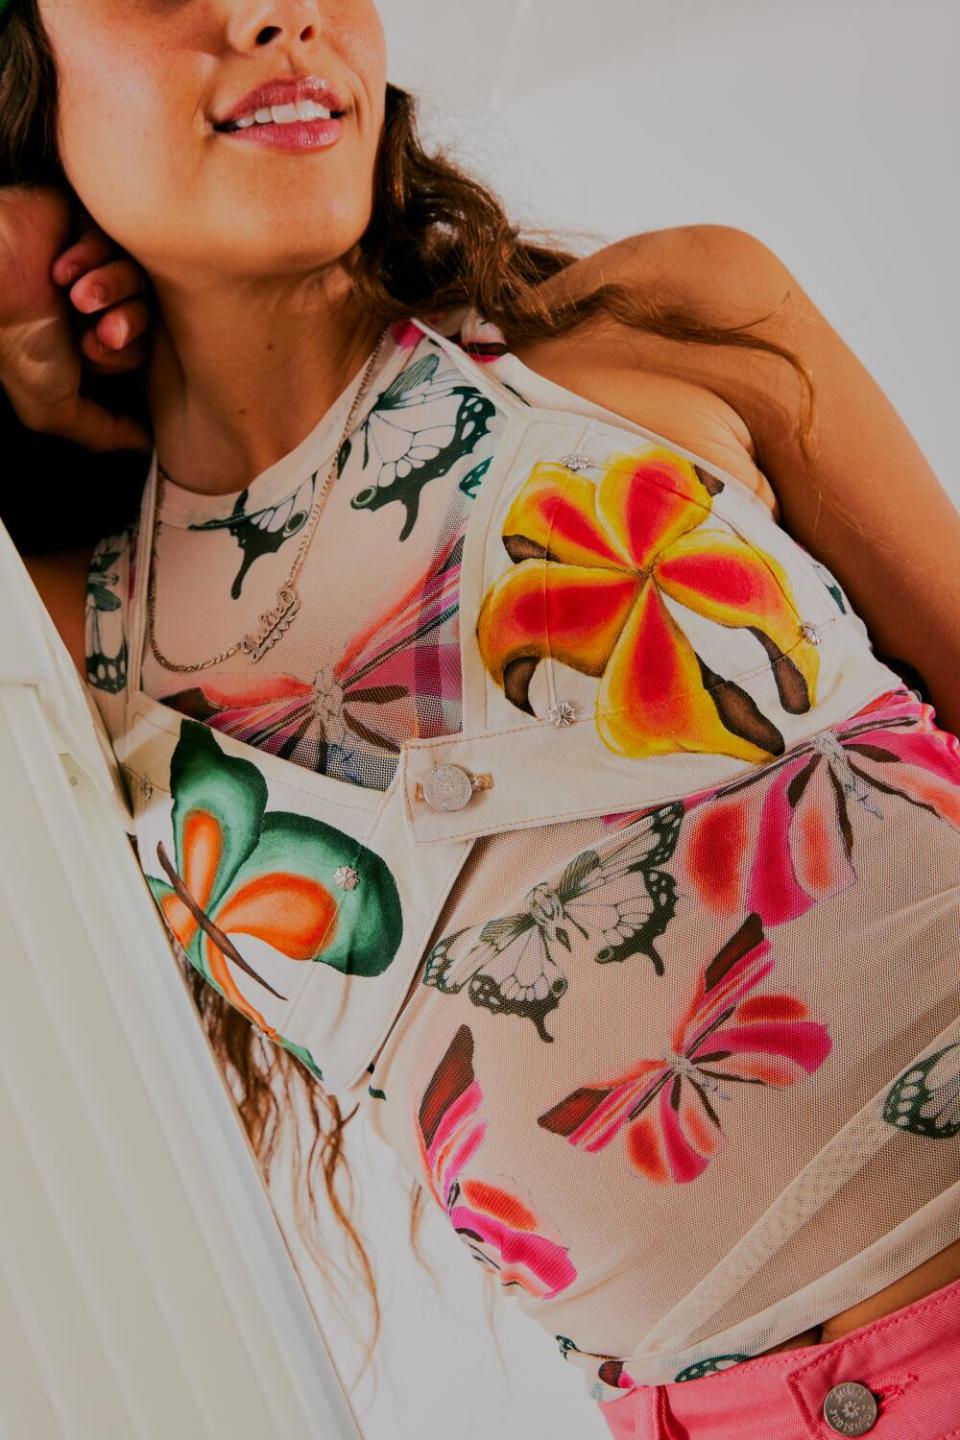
784;1280;960;1386
401;674;912;841
132;706;379;812
469;414;532;733
408;614;882;757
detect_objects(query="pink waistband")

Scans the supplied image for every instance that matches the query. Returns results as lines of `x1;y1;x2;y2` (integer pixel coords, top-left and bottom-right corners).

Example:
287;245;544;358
598;1274;960;1440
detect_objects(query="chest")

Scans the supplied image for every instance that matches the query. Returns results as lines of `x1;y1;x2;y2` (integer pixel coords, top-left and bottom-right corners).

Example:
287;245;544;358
510;331;782;521
105;313;903;1097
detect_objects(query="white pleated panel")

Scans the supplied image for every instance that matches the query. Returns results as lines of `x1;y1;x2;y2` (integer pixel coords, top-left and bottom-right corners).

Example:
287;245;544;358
0;526;363;1440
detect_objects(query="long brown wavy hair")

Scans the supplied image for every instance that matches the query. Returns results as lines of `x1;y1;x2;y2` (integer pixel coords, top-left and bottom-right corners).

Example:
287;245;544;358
2;0;875;1394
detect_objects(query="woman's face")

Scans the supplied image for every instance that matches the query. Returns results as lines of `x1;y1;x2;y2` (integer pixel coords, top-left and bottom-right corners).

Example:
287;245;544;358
38;0;388;283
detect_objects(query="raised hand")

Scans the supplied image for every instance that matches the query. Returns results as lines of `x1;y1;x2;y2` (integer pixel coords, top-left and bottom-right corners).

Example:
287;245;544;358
0;184;154;453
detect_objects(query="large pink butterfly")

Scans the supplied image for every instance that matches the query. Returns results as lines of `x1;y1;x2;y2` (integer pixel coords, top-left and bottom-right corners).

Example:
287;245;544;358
538;912;832;1184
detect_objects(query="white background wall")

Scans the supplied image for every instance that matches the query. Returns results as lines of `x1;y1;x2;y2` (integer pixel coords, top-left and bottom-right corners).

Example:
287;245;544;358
277;5;960;1439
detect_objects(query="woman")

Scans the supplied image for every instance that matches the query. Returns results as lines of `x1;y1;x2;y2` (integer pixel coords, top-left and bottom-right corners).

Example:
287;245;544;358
1;2;958;1436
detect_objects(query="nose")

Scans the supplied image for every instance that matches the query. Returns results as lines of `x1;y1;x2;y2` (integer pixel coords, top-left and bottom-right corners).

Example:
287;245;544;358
224;0;320;51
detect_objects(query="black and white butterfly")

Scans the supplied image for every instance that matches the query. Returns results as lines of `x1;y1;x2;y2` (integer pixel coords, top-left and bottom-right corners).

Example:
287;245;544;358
422;803;684;1042
345;352;500;540
882;1041;960;1139
184;472;319;599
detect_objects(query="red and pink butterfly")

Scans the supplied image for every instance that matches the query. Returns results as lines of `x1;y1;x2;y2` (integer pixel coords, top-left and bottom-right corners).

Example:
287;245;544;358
418;1023;578;1298
538;912;832;1184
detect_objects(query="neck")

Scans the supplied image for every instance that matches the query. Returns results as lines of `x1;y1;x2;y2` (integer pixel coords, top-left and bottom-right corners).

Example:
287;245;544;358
145;261;387;498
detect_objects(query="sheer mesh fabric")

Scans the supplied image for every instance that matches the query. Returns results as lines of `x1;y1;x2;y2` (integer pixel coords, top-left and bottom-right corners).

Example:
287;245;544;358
84;305;960;1401
364;693;959;1395
131;315;508;791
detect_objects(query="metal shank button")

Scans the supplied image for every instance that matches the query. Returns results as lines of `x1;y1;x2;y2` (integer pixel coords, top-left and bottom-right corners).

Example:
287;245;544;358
421;763;476;812
822;1381;878;1435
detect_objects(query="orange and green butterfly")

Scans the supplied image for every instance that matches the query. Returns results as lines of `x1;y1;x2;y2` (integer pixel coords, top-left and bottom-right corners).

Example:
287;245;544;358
143;718;403;1080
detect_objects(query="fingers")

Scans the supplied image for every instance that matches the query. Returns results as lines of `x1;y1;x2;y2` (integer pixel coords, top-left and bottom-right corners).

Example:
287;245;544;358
42;221;154;440
60;254;153;371
81;298;153;371
65;255;146;316
82;329;151;374
50;225;121;288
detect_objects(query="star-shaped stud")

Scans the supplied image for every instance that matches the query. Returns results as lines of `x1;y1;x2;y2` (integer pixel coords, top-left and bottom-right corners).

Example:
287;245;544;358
547;700;577;728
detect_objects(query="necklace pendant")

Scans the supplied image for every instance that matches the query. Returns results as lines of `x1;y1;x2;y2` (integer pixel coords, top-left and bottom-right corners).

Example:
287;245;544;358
242;584;301;662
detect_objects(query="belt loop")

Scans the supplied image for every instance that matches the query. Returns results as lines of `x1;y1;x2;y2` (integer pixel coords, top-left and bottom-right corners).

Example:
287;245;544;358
650;1384;678;1440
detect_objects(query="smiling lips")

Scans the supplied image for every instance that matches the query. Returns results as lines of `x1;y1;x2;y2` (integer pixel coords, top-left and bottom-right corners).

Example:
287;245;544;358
212;74;348;151
216;108;345;153
211;73;346;151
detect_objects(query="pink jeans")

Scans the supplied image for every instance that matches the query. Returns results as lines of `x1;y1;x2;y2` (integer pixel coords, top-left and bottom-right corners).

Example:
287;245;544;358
596;1274;960;1440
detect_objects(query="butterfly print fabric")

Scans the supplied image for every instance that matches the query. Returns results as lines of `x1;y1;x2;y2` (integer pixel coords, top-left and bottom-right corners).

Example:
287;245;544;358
86;304;960;1403
416;1023;578;1299
369;681;959;1399
87;312;511;792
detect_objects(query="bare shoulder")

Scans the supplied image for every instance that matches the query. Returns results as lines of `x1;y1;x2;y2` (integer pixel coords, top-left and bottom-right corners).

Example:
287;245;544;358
516;225;784;514
534;223;781;330
20;544;96;680
542;221;865;450
548;228;960;733
613;223;787;319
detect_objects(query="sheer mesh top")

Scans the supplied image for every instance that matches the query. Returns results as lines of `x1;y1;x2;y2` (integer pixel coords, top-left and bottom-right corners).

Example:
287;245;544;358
84;304;960;1402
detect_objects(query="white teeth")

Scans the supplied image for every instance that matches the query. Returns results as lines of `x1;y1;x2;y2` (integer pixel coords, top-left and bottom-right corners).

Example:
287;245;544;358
228;99;336;129
296;99;333;121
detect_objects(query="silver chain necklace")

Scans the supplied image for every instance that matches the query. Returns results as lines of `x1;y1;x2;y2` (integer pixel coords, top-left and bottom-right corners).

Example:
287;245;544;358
146;325;390;673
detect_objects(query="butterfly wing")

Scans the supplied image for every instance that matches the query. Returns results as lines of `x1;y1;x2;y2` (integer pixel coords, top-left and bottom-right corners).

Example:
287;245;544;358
883;1042;960;1139
423;911;567;1043
85;534;129;695
556;804;684;972
539;914;831;1184
144;718;403;1040
184;473;318;598
335;530;465;753
347;352;498;538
